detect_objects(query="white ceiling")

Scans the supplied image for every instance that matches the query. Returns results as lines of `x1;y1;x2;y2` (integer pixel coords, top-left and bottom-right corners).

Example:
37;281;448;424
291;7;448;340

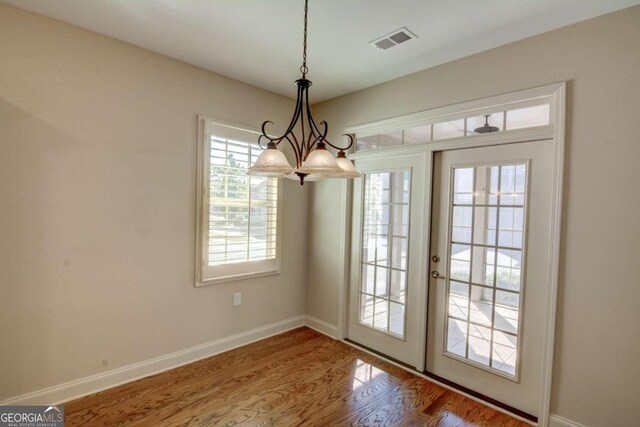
4;0;639;102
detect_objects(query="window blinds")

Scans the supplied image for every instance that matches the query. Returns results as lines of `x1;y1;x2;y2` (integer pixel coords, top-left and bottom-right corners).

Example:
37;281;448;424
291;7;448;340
208;136;278;266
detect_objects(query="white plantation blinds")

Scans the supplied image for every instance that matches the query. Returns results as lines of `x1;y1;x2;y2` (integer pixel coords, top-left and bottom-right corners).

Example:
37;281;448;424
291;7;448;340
197;119;281;285
209;137;278;264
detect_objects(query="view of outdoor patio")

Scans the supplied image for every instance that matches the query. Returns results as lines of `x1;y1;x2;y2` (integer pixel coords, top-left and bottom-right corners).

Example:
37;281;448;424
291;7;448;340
359;170;410;338
445;163;526;377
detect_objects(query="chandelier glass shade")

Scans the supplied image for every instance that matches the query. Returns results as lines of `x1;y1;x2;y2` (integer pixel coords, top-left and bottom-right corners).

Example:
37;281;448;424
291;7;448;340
332;151;362;178
246;142;295;178
247;0;360;185
296;143;343;176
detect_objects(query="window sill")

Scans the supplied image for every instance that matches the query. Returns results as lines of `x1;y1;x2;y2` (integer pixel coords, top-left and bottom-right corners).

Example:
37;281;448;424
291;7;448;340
195;269;281;287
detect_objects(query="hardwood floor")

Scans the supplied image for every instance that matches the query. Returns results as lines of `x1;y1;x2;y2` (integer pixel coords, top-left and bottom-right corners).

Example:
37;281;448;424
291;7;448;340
64;327;528;426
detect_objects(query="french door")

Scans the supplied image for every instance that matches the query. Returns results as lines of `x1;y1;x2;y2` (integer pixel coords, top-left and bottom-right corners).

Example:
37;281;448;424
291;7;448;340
348;152;427;368
426;140;554;417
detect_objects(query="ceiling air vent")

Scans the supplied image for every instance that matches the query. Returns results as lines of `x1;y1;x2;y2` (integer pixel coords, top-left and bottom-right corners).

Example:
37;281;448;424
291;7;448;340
370;27;417;50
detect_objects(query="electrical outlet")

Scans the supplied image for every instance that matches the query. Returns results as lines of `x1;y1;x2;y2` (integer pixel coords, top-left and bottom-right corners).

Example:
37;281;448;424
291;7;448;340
233;292;242;307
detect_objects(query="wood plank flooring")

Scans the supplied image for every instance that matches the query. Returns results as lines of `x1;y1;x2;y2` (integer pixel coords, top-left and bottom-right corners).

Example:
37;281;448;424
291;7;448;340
64;327;528;426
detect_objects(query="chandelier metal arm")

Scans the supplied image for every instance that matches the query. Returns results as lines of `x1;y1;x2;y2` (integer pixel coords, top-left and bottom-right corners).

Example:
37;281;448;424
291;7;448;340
299;97;309;160
305;123;315;159
256;127;271;149
302;81;353;152
259;83;304;146
284;134;302;166
304;87;327;143
293;129;308;165
324;134;355;151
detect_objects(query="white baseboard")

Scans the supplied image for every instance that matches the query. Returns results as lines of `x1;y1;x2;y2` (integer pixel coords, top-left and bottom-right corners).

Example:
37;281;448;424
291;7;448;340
0;316;587;427
0;315;306;406
549;415;585;427
305;315;338;338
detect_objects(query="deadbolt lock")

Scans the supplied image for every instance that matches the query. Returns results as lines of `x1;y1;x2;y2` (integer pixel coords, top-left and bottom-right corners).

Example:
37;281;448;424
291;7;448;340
432;255;440;263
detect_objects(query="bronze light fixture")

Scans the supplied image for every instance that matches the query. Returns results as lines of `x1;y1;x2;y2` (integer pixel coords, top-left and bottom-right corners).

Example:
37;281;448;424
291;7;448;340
247;0;360;185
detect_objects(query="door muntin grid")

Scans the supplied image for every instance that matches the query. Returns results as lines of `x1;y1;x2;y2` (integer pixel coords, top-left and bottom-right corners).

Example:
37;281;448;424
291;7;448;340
359;169;411;340
444;162;529;380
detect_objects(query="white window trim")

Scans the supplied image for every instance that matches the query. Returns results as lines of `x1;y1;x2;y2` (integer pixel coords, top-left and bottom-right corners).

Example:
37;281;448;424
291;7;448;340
195;116;283;287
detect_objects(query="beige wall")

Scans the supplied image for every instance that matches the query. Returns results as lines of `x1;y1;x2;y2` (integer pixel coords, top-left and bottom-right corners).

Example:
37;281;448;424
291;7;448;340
0;4;307;401
308;6;640;427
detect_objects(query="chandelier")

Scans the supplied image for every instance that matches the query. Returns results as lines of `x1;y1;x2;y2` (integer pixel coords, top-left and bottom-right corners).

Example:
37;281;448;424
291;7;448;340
247;0;360;185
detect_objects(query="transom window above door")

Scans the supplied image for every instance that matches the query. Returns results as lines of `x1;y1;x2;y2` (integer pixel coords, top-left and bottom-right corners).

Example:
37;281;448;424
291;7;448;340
356;102;551;152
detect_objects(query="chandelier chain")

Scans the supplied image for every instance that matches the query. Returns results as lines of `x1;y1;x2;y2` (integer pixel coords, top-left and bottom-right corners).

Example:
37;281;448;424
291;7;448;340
300;0;309;76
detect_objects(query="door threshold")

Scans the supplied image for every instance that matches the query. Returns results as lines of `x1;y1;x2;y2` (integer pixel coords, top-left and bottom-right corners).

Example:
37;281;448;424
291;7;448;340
343;339;537;425
344;338;415;370
422;370;537;424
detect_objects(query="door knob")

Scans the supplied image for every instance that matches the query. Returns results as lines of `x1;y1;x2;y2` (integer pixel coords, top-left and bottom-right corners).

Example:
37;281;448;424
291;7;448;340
431;270;445;279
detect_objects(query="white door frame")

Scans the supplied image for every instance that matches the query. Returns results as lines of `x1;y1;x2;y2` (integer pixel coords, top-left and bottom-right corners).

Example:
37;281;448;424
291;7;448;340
336;82;566;426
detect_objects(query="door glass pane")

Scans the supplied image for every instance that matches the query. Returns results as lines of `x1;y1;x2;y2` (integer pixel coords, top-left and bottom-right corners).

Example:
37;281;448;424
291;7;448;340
445;162;528;378
496;249;522;291
361;294;374;327
447;318;467;357
391;237;407;269
450;248;470;282
471;246;495;286
362;264;375;294
498;207;524;248
491;331;518;376
453;168;474;204
373;298;388;329
468;324;492;366
375;266;389;297
392;204;409;236
448;281;469;320
360;170;410;338
390;270;406;303
452;206;472;243
469;286;493;327
389;302;405;336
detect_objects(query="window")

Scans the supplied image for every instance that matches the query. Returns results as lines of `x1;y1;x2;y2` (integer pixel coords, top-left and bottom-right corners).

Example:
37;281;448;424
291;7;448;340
356;102;551;152
196;118;281;286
